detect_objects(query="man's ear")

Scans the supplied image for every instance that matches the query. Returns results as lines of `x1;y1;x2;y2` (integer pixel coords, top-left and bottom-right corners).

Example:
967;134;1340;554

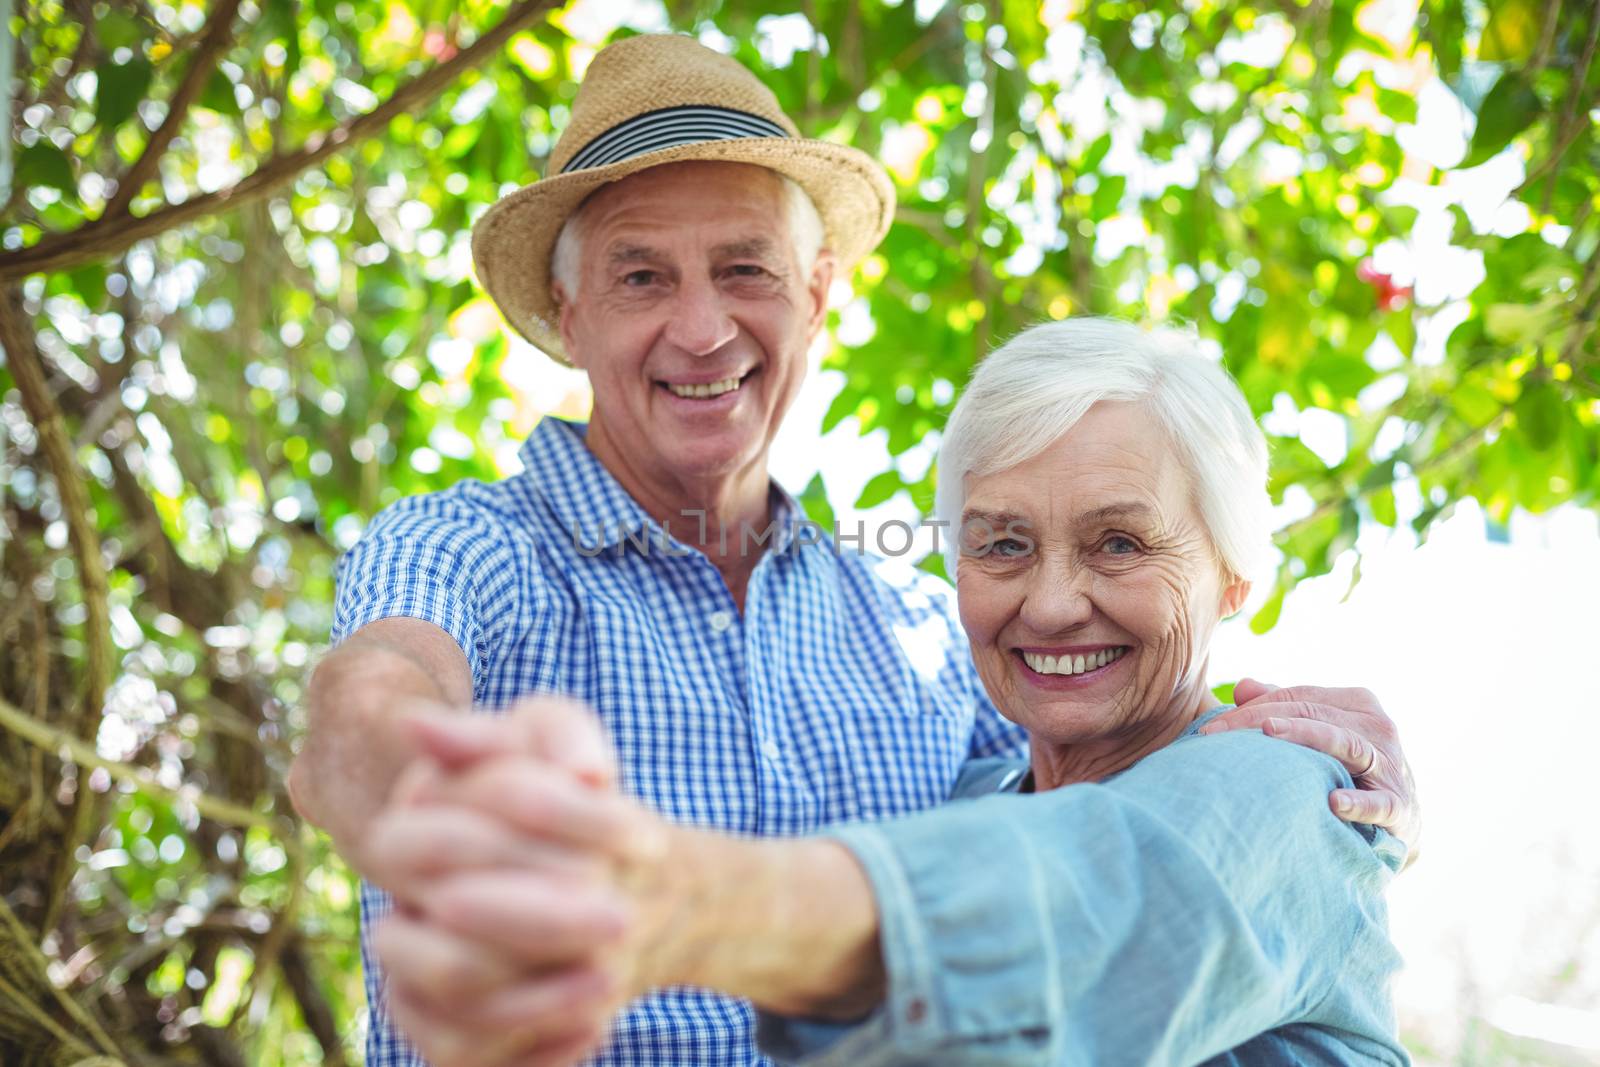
804;251;836;342
554;283;584;369
1220;577;1251;619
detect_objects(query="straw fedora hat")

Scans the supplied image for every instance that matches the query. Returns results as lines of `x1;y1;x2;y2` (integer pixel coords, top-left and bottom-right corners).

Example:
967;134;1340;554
469;33;896;364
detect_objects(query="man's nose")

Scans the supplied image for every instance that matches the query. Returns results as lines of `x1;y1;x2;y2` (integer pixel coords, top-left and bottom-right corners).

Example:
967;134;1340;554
662;276;738;356
1018;554;1094;634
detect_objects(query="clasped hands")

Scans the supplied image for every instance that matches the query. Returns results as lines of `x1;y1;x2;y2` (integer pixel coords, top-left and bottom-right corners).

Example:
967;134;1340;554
358;697;682;1067
352;680;1421;1067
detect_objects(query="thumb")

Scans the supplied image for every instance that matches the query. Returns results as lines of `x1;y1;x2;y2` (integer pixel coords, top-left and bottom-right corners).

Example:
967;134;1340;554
1232;677;1281;706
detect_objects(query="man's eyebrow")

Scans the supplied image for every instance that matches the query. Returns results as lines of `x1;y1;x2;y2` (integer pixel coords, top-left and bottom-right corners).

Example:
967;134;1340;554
606;242;668;265
711;237;779;260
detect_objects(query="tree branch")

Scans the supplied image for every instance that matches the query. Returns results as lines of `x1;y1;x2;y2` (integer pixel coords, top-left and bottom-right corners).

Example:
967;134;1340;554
0;694;291;835
0;0;563;280
0;289;111;735
103;0;245;218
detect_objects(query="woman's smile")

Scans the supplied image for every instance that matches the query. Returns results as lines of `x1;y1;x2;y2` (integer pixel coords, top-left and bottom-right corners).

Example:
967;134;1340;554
1014;645;1131;690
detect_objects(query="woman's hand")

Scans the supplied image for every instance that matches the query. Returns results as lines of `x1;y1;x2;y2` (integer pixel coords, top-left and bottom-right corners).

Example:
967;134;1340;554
1199;679;1421;862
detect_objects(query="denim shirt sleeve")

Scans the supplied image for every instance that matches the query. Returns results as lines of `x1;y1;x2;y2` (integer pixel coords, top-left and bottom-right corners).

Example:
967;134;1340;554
757;728;1405;1066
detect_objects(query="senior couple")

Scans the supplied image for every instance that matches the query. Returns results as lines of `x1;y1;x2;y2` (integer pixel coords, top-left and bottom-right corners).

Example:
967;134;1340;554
289;34;1417;1067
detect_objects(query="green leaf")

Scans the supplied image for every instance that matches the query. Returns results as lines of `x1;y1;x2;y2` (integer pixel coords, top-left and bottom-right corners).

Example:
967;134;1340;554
14;142;77;194
854;470;905;510
1249;586;1286;634
96;58;154;131
1091;173;1126;220
798;473;836;532
1462;72;1541;168
1479;0;1541;62
1513;381;1564;451
96;10;146;51
199;68;242;117
1369;486;1397;527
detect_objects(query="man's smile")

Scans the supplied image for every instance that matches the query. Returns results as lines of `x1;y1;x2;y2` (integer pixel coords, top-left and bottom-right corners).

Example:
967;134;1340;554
658;368;755;401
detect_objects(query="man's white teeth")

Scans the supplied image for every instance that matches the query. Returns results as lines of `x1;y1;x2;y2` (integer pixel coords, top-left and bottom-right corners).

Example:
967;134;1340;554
1022;647;1126;676
668;376;742;399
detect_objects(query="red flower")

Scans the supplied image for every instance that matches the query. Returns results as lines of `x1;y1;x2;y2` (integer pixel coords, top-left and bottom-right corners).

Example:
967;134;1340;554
1357;258;1412;312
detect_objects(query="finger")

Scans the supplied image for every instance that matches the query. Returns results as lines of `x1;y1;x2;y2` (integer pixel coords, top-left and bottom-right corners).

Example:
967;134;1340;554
387;985;479;1067
1198;699;1332;734
422;870;631;963
374;913;524;1013
1329;787;1402;829
1236;683;1377;713
390;757;445;807
409;759;664;864
364;805;607;896
508;696;619;790
1259;717;1378;780
409;697;618;788
1230;677;1279;705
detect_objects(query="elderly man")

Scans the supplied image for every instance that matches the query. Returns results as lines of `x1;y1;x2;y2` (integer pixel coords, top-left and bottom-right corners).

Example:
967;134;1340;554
288;33;1418;1067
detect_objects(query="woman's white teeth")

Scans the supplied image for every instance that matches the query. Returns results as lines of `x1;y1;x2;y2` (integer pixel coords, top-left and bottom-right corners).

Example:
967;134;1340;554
669;376;742;398
1022;647;1125;675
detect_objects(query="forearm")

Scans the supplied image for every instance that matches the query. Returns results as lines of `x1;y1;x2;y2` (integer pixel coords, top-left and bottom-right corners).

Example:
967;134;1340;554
645;828;885;1019
289;636;460;858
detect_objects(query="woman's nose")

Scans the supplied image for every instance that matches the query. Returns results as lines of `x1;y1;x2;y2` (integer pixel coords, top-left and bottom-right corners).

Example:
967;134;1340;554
1019;559;1094;634
662;276;738;356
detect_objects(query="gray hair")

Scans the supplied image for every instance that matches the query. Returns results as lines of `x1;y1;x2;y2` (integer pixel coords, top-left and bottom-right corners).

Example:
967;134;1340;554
550;173;825;301
935;317;1272;581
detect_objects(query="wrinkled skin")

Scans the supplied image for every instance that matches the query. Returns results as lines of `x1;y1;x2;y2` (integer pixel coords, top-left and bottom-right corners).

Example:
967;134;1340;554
957;400;1250;789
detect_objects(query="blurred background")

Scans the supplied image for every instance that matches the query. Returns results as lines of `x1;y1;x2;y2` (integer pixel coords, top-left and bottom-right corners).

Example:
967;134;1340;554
2;0;1596;1064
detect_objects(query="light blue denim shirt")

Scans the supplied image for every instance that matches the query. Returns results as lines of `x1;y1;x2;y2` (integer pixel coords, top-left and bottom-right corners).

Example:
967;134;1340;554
757;708;1409;1066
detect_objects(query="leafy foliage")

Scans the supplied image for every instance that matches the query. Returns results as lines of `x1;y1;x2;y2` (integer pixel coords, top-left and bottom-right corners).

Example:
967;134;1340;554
0;0;1594;1062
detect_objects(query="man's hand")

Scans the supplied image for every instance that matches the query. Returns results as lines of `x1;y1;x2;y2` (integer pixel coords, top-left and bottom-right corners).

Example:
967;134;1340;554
1200;679;1421;861
366;697;674;1067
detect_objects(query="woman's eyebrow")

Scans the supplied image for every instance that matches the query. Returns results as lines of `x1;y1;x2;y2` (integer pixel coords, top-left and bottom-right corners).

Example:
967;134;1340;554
960;508;1031;529
1080;502;1158;526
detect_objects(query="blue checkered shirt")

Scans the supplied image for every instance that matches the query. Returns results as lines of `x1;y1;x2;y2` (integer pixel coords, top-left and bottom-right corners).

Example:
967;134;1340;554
330;417;1028;1066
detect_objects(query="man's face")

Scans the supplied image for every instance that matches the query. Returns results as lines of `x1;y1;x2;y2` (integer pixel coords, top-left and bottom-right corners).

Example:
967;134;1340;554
557;162;833;495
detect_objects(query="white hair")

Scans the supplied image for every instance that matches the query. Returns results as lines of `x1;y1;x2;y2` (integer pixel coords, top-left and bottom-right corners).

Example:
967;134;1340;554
935;317;1272;581
550;173;824;301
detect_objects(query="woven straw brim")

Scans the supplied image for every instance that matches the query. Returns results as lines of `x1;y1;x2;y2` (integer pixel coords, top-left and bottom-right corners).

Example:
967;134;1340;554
469;138;895;365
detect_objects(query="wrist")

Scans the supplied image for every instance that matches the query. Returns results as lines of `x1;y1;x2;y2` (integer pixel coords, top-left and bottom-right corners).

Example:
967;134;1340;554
625;828;884;1018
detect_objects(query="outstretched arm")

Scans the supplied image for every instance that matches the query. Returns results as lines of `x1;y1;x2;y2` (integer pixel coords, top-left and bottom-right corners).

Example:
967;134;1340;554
370;704;1403;1067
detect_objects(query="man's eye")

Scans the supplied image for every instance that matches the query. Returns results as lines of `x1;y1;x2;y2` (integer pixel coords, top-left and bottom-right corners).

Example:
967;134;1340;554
1103;535;1139;555
989;538;1031;558
727;264;770;278
622;270;660;287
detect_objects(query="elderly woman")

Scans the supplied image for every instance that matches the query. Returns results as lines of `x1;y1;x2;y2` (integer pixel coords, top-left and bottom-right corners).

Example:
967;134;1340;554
375;318;1407;1066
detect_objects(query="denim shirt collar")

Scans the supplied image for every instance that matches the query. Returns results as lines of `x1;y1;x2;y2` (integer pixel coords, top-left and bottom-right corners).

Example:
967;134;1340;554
518;416;806;555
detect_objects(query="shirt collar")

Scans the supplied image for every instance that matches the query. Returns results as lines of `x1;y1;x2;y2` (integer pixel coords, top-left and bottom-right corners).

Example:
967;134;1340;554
519;417;807;554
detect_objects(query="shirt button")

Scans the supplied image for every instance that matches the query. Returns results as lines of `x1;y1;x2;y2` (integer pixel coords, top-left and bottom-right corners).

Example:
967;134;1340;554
906;998;927;1024
759;740;782;762
708;610;734;632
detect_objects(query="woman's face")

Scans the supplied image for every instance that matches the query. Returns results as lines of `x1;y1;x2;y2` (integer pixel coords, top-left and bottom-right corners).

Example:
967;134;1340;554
956;401;1250;749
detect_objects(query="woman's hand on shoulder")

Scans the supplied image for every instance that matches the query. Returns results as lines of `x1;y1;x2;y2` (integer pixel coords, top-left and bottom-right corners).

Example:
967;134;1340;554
1199;680;1421;866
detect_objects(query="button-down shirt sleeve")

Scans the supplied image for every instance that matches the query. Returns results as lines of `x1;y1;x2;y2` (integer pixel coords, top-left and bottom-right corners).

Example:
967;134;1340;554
758;727;1407;1066
331;493;523;702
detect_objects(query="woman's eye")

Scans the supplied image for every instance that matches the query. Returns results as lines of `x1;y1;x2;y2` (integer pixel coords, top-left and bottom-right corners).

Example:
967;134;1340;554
1103;535;1139;555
